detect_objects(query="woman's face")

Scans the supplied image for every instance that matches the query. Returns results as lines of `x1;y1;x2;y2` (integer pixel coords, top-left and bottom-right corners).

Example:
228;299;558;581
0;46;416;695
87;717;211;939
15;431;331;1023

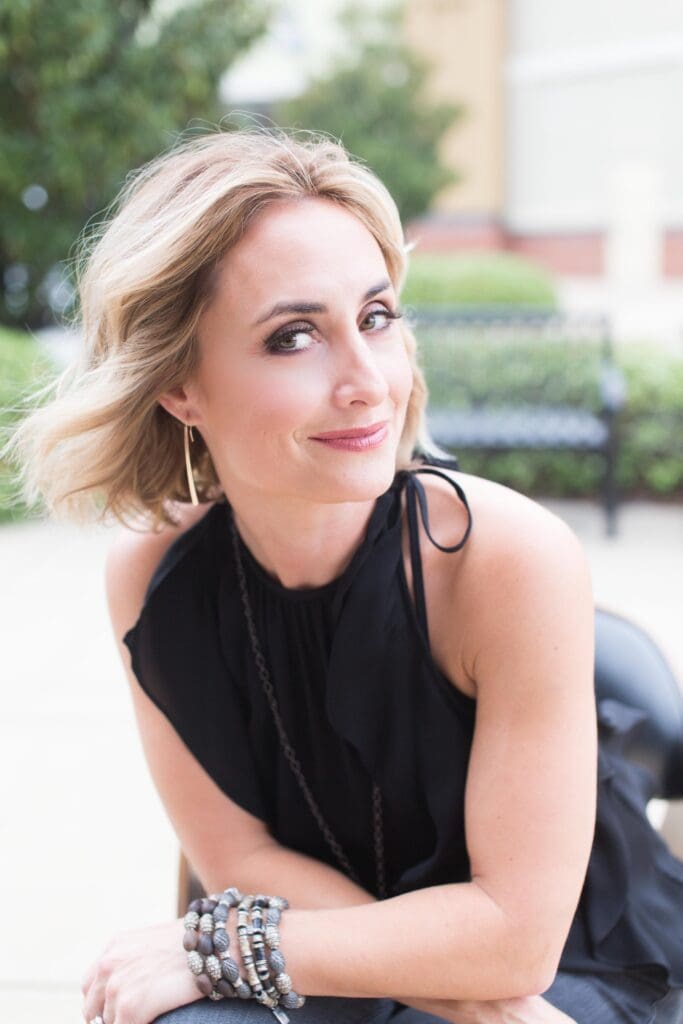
176;196;413;505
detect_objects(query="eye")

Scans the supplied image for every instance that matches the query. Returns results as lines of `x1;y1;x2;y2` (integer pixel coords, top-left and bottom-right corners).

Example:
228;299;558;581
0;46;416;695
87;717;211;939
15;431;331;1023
264;323;315;355
262;304;403;357
361;304;404;331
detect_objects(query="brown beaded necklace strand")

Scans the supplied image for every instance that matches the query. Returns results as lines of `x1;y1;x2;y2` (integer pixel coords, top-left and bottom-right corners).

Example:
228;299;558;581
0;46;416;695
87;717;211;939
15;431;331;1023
229;509;388;900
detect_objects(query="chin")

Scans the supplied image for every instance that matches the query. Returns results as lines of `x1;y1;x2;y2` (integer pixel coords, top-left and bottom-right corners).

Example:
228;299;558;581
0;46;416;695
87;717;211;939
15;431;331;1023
314;453;398;503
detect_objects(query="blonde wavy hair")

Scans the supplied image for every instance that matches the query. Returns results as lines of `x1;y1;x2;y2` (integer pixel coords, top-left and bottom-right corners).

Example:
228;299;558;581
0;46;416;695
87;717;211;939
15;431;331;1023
4;126;444;531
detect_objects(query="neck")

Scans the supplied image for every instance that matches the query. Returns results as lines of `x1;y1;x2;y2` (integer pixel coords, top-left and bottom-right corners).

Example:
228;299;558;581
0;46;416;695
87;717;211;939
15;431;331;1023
226;487;386;590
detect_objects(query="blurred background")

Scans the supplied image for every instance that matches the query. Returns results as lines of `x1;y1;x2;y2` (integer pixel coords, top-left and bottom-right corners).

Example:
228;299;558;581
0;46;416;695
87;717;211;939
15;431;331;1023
1;2;682;1021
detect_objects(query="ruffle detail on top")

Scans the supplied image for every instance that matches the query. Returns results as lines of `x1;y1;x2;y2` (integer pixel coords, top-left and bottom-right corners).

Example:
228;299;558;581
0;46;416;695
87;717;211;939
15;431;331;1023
561;695;683;985
121;510;269;823
322;468;477;896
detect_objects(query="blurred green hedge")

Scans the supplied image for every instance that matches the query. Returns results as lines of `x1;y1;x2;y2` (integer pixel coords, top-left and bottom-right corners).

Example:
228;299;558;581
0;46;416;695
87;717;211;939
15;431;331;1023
417;326;602;411
0;328;57;522
403;252;558;308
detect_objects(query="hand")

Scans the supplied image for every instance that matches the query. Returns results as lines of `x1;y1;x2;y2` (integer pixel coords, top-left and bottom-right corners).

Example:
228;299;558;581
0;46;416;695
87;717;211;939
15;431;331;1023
398;993;577;1024
81;917;203;1024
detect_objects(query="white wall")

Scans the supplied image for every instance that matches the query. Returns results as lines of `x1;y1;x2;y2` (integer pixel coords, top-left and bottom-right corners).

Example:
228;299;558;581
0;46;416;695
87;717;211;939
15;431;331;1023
505;0;683;232
508;0;683;53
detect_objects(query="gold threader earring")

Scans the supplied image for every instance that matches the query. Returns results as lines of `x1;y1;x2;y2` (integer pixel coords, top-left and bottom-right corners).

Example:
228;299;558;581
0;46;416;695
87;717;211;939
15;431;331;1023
183;422;199;506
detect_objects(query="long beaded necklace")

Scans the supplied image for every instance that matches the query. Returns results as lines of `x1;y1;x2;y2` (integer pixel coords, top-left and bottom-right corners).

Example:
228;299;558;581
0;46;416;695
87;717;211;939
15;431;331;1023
229;510;388;900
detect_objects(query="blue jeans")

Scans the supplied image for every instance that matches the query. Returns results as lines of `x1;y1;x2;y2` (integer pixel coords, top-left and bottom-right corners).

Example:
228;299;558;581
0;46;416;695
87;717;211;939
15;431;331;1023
540;969;683;1023
153;971;683;1024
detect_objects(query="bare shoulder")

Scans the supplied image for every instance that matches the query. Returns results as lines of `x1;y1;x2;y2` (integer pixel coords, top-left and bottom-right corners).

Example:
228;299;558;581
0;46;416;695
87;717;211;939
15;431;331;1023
105;500;216;636
402;466;588;700
416;465;584;577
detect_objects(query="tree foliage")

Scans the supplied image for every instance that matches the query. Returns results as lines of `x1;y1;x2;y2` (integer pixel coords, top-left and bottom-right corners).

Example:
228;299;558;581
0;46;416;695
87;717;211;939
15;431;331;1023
272;1;463;226
0;0;271;326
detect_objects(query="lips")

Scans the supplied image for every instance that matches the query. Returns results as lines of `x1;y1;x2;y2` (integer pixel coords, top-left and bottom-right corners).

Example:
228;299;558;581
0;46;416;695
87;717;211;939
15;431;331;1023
310;420;389;440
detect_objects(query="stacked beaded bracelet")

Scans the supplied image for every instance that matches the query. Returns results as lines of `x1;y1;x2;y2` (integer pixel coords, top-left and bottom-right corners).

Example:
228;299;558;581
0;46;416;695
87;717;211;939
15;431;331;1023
183;887;251;1003
182;886;305;1023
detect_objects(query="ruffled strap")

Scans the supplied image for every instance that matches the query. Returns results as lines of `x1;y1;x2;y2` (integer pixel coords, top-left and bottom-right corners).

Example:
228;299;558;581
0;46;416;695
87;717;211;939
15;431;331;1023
404;467;473;552
399;464;473;646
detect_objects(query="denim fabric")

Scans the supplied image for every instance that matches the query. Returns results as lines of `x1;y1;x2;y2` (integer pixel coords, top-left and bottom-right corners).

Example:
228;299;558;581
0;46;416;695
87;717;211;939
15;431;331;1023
152;995;394;1024
540;969;682;1024
152;973;683;1024
649;987;683;1023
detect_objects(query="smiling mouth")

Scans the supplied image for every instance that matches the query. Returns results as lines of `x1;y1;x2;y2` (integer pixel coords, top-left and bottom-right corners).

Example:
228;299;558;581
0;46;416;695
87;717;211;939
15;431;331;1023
310;420;389;440
309;422;389;451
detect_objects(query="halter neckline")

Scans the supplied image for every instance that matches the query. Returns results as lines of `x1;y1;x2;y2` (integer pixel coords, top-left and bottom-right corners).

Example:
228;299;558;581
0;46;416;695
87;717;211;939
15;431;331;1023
218;460;472;604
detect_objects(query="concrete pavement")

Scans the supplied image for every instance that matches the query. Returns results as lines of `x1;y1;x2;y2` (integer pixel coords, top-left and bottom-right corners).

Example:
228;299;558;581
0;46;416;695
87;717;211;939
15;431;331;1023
1;494;682;1022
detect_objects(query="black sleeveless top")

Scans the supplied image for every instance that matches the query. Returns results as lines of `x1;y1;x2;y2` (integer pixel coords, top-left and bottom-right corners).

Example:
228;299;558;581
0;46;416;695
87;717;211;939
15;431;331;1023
123;454;683;988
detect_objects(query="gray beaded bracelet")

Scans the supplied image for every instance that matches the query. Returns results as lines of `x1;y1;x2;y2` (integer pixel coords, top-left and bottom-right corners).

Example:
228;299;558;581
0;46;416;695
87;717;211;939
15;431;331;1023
249;895;284;1007
235;893;305;1020
183;887;251;1002
183;887;305;1023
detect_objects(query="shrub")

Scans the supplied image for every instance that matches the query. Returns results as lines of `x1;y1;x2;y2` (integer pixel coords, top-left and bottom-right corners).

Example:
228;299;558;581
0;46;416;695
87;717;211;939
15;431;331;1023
0;329;57;521
403;251;558;309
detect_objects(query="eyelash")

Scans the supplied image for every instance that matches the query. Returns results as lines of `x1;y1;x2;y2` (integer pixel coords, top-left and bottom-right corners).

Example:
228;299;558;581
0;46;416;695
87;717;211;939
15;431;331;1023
263;304;404;356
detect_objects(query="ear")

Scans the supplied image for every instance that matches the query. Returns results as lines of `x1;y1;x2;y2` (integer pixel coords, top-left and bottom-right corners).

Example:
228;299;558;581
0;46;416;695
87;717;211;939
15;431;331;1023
156;384;201;426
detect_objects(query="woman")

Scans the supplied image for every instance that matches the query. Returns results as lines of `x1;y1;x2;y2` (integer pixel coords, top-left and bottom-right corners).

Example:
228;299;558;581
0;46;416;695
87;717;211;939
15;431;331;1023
7;128;683;1024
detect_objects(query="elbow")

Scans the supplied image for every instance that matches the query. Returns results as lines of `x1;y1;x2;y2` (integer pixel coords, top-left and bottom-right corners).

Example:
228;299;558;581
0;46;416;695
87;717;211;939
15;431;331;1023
510;933;563;998
498;894;572;997
517;962;560;1000
468;880;565;999
504;961;558;1001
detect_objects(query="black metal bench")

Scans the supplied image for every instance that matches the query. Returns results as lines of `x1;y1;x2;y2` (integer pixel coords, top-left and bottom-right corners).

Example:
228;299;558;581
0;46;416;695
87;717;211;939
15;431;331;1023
412;308;627;536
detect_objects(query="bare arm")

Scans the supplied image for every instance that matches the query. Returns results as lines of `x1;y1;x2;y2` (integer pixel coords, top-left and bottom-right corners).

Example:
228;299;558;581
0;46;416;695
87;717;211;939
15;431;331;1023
227;841;576;1022
206;838;376;910
220;831;551;1002
249;878;537;1001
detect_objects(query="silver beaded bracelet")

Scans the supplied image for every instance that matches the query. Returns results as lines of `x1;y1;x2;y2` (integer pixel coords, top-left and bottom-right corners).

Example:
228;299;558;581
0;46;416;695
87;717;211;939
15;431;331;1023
182;886;305;1023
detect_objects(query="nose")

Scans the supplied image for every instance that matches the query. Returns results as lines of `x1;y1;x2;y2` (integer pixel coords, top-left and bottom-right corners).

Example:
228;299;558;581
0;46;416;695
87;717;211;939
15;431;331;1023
329;325;390;408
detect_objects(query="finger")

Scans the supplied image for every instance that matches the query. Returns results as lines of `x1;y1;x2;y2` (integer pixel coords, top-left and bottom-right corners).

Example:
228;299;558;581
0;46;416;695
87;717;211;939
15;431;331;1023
82;987;105;1024
81;962;98;996
81;938;115;997
81;963;109;1024
82;986;110;1024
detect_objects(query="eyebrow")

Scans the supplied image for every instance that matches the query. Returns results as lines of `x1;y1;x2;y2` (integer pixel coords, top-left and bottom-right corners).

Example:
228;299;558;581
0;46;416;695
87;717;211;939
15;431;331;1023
252;279;392;326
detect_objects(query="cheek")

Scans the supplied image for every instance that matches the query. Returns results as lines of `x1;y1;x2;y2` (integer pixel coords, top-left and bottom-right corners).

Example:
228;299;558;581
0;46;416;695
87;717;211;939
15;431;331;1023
252;374;309;430
385;343;414;407
203;358;311;438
